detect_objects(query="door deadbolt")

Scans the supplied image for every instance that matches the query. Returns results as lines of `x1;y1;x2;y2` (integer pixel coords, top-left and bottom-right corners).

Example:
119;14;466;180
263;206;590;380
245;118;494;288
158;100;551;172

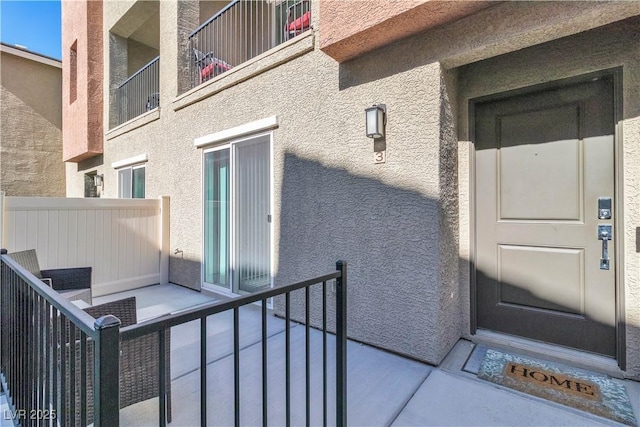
598;197;612;220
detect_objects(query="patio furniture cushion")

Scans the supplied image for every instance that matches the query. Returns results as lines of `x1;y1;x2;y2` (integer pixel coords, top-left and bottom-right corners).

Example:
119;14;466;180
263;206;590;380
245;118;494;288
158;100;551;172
200;59;232;79
289;10;310;32
193;48;232;83
9;249;92;304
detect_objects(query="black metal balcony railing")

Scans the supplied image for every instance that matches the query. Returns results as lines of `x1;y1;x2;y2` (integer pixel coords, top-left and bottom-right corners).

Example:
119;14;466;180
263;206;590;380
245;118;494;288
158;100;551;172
0;250;120;427
116;56;160;126
121;260;347;427
0;250;347;427
189;0;311;88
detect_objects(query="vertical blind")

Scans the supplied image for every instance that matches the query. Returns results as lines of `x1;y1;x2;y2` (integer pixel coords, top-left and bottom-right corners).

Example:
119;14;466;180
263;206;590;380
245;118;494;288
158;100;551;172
235;139;271;293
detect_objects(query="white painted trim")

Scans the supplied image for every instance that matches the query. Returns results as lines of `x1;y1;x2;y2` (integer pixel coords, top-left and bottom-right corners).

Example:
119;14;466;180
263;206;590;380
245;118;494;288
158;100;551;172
4;196;159;211
0;44;62;68
268;131;275;308
200;148;206;292
160;196;170;285
194;116;279;148
111;153;149;169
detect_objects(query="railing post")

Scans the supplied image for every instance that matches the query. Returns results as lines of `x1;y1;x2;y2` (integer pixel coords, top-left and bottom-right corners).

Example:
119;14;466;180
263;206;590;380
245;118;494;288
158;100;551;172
94;315;121;427
0;191;5;249
0;249;6;381
335;260;347;427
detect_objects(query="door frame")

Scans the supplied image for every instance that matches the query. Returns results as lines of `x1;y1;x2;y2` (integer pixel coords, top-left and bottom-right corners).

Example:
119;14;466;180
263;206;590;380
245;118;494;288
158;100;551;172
200;131;275;297
468;68;625;368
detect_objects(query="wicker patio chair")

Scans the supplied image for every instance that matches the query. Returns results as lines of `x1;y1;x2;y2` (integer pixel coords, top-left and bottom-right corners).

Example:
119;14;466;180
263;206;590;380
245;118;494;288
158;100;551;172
9;249;92;303
62;296;172;426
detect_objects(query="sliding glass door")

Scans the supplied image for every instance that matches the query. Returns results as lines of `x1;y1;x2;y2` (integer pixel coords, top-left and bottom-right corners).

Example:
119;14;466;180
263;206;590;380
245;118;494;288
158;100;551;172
204;148;230;287
203;135;271;294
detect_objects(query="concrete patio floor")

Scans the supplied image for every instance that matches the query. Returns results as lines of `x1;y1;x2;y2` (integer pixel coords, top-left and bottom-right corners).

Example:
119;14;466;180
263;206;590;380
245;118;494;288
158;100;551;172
2;283;639;426
110;284;640;426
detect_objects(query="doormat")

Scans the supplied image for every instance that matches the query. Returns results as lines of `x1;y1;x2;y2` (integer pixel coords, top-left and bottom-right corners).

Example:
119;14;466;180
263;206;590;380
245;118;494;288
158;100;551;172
478;349;637;426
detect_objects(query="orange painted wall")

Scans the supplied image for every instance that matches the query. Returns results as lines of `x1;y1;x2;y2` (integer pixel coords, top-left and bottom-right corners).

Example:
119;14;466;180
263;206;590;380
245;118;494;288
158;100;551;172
62;0;103;162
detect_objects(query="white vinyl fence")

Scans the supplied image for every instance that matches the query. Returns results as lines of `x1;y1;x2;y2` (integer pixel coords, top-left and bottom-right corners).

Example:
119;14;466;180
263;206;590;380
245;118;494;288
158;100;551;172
0;193;169;297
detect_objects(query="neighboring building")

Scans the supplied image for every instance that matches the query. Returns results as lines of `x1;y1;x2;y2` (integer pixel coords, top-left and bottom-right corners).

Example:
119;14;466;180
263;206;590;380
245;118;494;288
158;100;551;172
61;0;104;197
0;43;65;197
62;0;640;380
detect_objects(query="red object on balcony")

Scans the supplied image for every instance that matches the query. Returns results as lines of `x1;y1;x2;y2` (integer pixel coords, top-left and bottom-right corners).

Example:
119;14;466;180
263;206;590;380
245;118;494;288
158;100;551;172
289;10;311;32
200;58;232;80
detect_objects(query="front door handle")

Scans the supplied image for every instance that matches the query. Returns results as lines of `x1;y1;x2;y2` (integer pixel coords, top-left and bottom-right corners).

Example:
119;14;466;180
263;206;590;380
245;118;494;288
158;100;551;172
598;224;612;270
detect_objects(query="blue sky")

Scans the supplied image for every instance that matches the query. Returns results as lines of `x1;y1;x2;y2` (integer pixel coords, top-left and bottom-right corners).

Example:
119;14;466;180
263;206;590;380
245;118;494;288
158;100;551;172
1;0;61;59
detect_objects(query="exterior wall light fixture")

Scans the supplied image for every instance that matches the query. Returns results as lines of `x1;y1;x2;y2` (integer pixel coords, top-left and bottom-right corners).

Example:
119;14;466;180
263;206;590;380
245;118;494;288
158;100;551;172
94;174;104;187
365;104;386;139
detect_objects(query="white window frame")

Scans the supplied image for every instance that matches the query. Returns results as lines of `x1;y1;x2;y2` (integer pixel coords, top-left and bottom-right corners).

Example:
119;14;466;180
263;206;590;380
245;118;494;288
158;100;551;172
113;154;148;199
200;131;274;297
116;164;146;199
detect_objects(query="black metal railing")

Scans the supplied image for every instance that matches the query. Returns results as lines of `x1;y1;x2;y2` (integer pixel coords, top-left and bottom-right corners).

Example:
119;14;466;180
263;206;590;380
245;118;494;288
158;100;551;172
1;252;346;426
120;260;347;427
116;56;160;126
189;0;311;88
0;250;120;427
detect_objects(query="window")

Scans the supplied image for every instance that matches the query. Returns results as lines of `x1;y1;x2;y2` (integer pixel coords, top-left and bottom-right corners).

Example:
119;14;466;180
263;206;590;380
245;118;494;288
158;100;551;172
118;165;145;198
203;134;271;294
70;41;77;104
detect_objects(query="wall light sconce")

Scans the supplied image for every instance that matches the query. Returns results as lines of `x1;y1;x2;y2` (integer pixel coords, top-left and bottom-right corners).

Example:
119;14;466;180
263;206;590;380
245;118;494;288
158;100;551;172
94;174;103;187
365;104;386;139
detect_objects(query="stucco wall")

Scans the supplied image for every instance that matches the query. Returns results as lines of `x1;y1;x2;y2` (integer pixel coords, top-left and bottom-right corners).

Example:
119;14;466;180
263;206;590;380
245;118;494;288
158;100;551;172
319;0;493;62
127;39;159;76
83;0;462;364
456;18;640;379
1;50;65;197
62;0;103;163
69;0;640;370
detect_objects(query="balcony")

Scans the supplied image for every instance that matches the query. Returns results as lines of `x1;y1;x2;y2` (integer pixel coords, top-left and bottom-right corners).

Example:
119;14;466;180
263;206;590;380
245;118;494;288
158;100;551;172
116;56;160;127
189;0;311;88
108;0;159;129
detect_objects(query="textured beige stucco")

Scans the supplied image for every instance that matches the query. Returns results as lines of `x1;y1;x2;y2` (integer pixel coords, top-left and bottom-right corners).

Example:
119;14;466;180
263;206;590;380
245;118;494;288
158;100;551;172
127;39;158;76
67;0;640;372
1;49;65;197
86;0;461;364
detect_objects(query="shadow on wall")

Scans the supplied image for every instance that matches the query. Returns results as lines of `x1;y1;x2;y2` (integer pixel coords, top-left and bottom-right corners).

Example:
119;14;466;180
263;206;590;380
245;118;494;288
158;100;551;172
273;153;636;375
473;264;638;378
1;54;62;128
77;154;104;171
170;254;202;292
274;152;456;363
